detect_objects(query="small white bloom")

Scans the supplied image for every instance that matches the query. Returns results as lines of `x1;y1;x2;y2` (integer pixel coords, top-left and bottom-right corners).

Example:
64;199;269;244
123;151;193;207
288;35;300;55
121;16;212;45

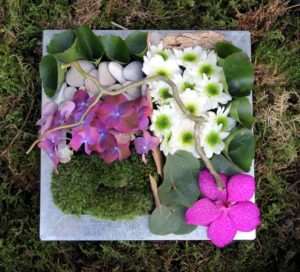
207;107;236;132
173;46;204;67
150;104;175;137
172;72;200;93
146;42;174;61
150;80;173;104
143;54;181;78
160;131;176;156
200;123;229;158
56;143;73;164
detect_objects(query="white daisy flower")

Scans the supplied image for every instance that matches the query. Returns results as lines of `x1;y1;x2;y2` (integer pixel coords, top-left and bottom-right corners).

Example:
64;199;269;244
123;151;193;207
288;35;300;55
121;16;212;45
160;131;176;156
172;72;200;93
150;80;173;104
150;104;175;137
200;75;232;110
207;107;236;132
200;123;229;158
143;55;181;78
173;46;204;67
146;42;174;61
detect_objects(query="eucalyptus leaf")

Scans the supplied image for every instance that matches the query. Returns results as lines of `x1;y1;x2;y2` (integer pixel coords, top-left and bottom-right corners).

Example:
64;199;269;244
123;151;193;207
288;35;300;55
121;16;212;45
173;206;197;235
55;38;85;63
39;55;66;97
100;35;130;64
47;29;75;54
223;52;254;97
229;97;253;128
149;205;181;235
125;31;148;58
215;41;242;59
75;26;104;61
223;128;255;172
210;154;243;176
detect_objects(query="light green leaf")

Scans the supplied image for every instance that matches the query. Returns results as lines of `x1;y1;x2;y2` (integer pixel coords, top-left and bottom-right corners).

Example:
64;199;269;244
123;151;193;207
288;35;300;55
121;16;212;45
149;205;181;235
173;206;197;235
99;35;130;64
55;38;85;63
229;97;253;128
47;29;75;54
39;55;66;97
75;26;104;61
215;40;242;59
125;31;148;58
223;128;255;172
223;52;254;97
210;154;243;176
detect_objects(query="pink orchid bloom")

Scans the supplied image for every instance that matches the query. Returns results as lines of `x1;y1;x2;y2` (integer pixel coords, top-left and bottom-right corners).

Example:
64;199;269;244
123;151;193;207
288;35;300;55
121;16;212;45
133;96;153;131
185;169;260;248
96;94;139;133
59;100;76;120
37;101;58;134
134;131;159;155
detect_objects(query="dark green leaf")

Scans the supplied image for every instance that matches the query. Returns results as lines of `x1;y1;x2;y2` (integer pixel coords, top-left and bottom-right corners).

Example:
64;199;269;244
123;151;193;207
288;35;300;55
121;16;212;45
223;128;255;172
47;29;75;54
100;35;130;64
223;52;254;97
55;38;85;63
215;41;242;59
173;206;197;235
75;26;104;61
230;97;253;128
149;205;181;235
125;31;148;58
210;154;243;176
39;55;66;97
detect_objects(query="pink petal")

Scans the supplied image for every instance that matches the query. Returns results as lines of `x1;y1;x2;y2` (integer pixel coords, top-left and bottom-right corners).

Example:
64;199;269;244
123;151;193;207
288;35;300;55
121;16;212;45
199;169;228;202
109;130;131;145
42;102;58;116
69;134;83;151
228;201;260;232
88;127;99;145
227;174;255;202
118;143;131;161
208;211;237;248
59;101;75;119
103;94;127;104
185;198;222;226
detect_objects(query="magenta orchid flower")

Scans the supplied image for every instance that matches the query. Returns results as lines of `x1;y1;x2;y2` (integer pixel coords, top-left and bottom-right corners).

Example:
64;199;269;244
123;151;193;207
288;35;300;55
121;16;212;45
185;169;260;248
96;94;139;133
133;96;153;131
69;126;99;154
134;131;159;154
36;101;58;134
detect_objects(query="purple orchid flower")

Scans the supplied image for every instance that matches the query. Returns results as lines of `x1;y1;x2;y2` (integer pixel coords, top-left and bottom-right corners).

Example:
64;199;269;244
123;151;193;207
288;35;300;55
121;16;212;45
36;101;58;134
59;100;76;120
185;169;260;248
134;131;159;155
69;126;99;154
133;96;153;131
96;94;139;133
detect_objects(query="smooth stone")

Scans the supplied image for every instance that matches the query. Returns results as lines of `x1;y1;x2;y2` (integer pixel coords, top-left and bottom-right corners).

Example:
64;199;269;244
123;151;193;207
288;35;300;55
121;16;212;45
108;62;126;83
64;86;77;100
122;81;141;100
84;69;99;95
123;61;144;81
66;60;94;87
54;83;67;104
107;84;122;91
98;62;116;86
141;84;147;96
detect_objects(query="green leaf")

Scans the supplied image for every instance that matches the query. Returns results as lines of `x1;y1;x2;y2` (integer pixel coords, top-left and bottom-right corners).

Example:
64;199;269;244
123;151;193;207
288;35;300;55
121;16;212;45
39;55;66;97
55;38;85;63
215;41;242;59
223;128;255;172
75;26;104;61
173;206;197;235
210;154;243;176
229;97;253;128
223;52;254;97
100;35;130;64
47;29;75;54
125;31;148;58
149;205;181;235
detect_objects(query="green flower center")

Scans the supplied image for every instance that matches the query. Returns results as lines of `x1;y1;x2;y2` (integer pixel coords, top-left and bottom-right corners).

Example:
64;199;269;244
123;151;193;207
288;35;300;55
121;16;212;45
205;83;221;97
156;50;169;61
159;87;172;100
186;103;197;115
155;114;172;131
180;131;194;146
155;68;171;78
199;63;215;77
182;81;196;92
205;131;221;147
182;52;198;63
216;115;229;131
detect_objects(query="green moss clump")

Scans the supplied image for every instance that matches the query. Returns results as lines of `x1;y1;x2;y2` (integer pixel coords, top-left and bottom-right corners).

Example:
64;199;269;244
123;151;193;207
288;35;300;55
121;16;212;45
51;151;158;220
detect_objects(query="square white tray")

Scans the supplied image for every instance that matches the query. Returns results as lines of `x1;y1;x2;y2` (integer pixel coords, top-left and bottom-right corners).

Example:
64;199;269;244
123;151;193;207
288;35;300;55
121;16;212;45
40;30;255;241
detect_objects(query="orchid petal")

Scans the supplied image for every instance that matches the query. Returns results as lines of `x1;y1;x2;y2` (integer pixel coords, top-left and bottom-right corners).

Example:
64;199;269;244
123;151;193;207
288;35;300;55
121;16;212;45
42;102;58;116
134;137;147;154
59;101;75;119
69;134;84;151
103;93;128;105
101;147;118;163
227;174;255;202
73;89;89;103
185;198;222;226
208;211;237;248
118;143;131;161
228;201;260;232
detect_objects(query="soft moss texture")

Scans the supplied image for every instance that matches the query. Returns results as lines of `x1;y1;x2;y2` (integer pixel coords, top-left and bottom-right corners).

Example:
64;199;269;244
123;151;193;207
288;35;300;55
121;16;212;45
51;151;158;220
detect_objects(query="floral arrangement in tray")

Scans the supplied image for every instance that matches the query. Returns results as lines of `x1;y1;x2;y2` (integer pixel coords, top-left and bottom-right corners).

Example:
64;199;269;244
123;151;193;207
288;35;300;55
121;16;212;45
27;26;260;247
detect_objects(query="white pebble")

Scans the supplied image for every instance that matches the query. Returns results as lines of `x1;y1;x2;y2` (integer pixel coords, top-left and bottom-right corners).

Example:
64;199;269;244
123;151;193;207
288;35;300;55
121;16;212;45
108;62;126;83
98;62;116;86
123;61;144;81
66;60;94;87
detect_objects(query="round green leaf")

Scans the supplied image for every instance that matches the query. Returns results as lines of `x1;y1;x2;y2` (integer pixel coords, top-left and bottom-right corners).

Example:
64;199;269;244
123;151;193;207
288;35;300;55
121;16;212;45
229;97;253;128
125;31;148;58
223;128;255;172
55;38;85;63
75;26;104;61
210;154;243;176
173;206;197;235
149;205;181;235
215;41;242;59
47;29;75;54
100;35;130;64
39;55;66;97
223;52;254;97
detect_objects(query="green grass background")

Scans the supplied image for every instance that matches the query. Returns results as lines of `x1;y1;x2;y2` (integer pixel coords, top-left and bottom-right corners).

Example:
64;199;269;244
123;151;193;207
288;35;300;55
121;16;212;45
0;0;299;271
